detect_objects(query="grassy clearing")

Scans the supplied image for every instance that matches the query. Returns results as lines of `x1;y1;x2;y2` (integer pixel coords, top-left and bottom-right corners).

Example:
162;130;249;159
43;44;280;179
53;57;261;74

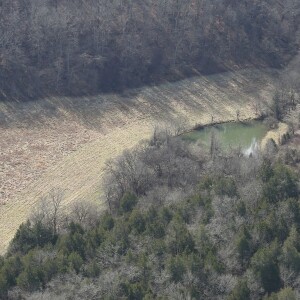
0;68;277;254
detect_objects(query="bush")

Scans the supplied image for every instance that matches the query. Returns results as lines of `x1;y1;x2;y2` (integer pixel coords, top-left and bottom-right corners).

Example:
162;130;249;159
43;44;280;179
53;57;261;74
214;176;238;198
120;192;138;213
68;252;83;274
262;163;298;203
167;256;186;283
167;215;195;255
281;226;300;272
235;227;251;261
84;260;101;278
265;287;297;300
129;210;146;234
228;280;250;300
101;213;115;231
251;242;282;293
121;281;148;300
9;221;54;255
16;251;45;292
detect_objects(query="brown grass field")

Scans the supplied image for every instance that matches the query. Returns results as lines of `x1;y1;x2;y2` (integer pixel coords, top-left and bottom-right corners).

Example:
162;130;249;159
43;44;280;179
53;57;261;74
0;68;279;254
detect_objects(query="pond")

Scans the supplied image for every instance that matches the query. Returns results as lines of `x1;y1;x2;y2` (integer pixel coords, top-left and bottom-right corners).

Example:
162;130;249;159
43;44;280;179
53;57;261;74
182;120;268;155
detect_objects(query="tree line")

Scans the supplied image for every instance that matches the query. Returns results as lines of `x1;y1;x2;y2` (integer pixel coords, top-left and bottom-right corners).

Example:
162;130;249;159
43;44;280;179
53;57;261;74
0;0;299;101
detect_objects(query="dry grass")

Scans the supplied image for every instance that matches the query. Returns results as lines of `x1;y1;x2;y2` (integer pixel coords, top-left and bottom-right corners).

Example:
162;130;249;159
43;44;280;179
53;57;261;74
0;68;277;254
261;122;289;149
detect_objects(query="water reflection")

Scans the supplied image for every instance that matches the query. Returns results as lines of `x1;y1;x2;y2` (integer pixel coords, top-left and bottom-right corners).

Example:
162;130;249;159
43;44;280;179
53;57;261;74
183;121;268;153
243;138;259;157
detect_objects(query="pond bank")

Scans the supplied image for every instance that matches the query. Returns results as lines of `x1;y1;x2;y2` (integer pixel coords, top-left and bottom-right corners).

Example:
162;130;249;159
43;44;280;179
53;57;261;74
261;122;289;149
181;117;289;153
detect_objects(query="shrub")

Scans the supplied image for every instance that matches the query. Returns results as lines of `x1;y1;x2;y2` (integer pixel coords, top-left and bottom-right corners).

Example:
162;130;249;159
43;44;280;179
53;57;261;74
129;210;146;234
167;215;195;255
68;252;83;274
281;226;300;272
262;163;298;203
9;221;54;255
167;256;186;283
214;176;238;198
228;280;250;300
120;192;138;213
265;287;297;300
251;241;282;293
235;227;251;261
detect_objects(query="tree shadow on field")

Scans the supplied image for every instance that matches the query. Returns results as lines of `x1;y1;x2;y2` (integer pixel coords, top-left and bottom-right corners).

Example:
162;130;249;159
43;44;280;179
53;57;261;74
0;68;276;131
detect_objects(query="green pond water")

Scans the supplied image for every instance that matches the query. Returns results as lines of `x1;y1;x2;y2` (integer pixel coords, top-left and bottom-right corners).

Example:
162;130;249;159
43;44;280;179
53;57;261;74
183;120;268;154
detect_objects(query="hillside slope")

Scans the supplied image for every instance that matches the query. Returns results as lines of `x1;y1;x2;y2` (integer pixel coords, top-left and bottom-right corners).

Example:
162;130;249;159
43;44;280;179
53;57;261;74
1;0;298;101
0;68;279;254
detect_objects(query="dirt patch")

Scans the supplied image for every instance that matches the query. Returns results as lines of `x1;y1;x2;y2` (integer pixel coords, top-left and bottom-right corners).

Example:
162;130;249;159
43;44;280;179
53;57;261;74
0;68;277;254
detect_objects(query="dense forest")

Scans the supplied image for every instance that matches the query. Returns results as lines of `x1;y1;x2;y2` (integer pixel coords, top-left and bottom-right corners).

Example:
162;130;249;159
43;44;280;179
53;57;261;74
0;0;299;101
0;128;299;299
1;0;300;299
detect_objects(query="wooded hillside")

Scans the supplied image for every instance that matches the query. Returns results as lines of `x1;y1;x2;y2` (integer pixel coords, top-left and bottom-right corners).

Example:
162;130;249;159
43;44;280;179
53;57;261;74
0;0;299;101
0;131;299;299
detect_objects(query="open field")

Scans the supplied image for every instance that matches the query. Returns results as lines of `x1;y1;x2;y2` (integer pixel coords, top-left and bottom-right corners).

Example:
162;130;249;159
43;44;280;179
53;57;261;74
0;68;279;254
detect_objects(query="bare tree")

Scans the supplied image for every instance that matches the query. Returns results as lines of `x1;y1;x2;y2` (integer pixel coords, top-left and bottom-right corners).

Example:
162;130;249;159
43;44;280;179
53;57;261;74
69;199;100;228
31;187;65;236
